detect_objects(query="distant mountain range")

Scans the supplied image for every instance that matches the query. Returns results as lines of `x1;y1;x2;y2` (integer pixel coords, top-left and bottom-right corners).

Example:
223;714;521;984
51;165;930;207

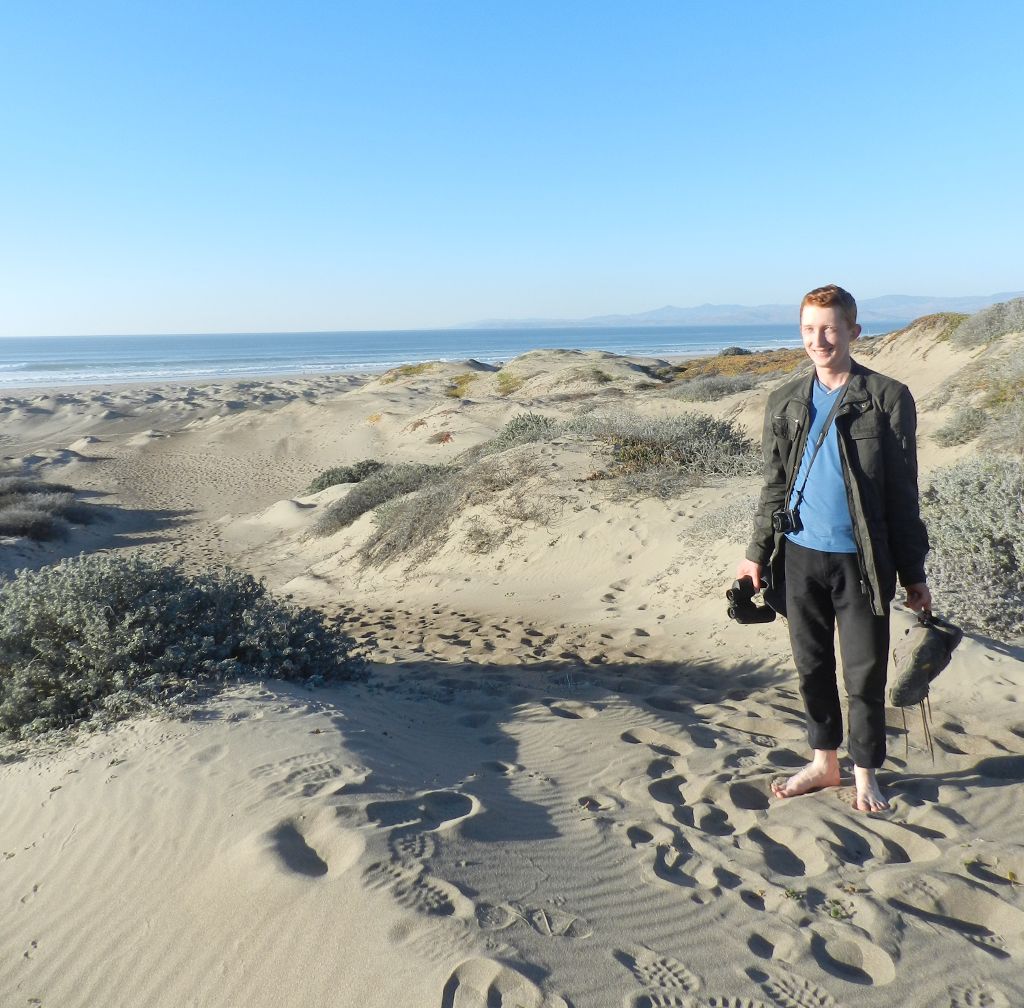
456;292;1024;329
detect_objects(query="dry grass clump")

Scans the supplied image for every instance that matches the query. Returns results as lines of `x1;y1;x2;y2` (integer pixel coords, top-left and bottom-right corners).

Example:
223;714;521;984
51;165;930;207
379;362;436;384
312;463;449;536
951;298;1024;348
496;370;525;396
932;407;988;447
0;554;365;740
445;373;479;398
922;457;1024;638
357;454;557;565
305;460;384;494
0;472;96;540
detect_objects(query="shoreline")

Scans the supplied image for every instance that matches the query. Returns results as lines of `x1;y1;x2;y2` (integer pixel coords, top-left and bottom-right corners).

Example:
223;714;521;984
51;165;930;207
0;347;800;397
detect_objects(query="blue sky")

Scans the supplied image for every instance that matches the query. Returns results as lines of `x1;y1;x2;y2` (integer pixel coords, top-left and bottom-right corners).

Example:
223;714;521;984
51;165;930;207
2;1;1022;336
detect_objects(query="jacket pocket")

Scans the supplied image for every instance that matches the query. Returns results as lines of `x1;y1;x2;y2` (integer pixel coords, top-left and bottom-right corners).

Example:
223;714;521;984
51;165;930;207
848;413;883;439
772;415;800;439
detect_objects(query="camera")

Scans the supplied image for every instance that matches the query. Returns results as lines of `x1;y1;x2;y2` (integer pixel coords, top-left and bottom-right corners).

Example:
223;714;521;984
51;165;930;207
725;576;776;624
771;507;802;534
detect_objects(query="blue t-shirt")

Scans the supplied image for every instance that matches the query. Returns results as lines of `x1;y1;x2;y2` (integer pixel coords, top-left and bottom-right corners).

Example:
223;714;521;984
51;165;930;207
785;378;858;553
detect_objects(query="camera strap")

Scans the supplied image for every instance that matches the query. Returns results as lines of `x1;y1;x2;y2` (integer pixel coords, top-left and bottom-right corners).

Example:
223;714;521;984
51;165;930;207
792;379;850;510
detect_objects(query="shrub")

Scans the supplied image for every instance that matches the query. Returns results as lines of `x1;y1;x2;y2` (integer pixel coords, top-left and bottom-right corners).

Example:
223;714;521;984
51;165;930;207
719;346;751;356
357;454;551;567
932;407;988;447
306;459;384;494
312;463;448;536
0;507;69;541
952;298;1024;348
568;411;759;498
675;373;756;402
462;412;563;463
0;554;365;739
922;458;1024;637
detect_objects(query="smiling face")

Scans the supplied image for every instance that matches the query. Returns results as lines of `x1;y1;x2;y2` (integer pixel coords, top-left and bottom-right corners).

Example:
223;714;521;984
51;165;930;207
800;303;861;378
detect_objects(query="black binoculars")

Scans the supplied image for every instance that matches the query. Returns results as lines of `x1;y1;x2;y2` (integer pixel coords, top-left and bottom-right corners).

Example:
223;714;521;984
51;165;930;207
726;576;777;624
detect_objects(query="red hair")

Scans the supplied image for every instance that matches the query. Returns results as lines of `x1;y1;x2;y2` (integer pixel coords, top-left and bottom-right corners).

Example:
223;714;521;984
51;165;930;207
800;284;857;327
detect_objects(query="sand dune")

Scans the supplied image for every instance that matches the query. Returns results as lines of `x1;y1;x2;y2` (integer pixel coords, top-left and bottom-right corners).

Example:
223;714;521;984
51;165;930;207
2;331;1023;1007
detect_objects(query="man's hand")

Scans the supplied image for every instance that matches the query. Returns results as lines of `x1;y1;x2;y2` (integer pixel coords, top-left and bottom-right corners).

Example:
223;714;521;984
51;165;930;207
905;582;932;612
736;559;764;591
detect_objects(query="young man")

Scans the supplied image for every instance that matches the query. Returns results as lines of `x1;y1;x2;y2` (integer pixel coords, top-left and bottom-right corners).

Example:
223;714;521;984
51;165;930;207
737;284;931;812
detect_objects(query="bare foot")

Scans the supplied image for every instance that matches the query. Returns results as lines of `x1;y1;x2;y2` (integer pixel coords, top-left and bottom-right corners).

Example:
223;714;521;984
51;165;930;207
771;750;841;799
853;766;889;813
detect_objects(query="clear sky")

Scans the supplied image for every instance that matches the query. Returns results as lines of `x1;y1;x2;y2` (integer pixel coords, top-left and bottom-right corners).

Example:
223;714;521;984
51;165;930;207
2;1;1022;336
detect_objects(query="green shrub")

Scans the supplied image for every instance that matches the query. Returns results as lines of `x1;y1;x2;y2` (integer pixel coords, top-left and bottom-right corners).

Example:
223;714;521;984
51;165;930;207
675;373;756;402
0;554;365;739
922;458;1024;637
461;412;563;463
719;346;752;356
0;476;74;495
933;407;988;447
952;298;1024;347
306;459;384;494
568;411;758;498
312;462;448;536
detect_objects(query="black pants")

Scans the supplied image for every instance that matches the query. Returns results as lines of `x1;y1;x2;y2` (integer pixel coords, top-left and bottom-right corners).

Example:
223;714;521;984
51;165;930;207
784;540;890;768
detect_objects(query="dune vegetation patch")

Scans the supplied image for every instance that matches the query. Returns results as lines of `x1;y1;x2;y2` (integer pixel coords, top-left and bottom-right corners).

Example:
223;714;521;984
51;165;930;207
932;407;989;447
445;373;479;398
922;457;1024;638
496;369;525;396
673;346;808;381
0;554;365;741
357;453;558;566
0;471;98;541
571;411;760;499
379;362;436;384
305;459;385;494
951;297;1024;348
312;463;449;537
887;312;969;344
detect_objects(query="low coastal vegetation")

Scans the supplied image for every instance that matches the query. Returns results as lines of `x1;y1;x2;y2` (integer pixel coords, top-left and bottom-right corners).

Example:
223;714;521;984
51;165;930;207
379;362;435;384
305;459;385;494
445;373;479;398
950;297;1024;348
0;471;97;541
922;457;1024;638
311;409;758;566
932;406;989;447
0;554;365;740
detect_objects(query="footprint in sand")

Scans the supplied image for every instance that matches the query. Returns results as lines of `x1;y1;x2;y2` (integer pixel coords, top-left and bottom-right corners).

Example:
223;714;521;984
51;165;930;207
363;859;475;918
475;901;593;939
948;981;1011;1008
748;966;841;1008
365;788;479;832
265;820;328;876
867;869;1024;956
615;947;702;1008
808;926;896;986
621;727;689;757
441;957;569;1008
252;752;368;799
541;697;602;719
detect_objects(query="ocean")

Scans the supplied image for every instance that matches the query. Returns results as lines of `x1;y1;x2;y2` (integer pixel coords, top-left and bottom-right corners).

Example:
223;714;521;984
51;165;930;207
0;322;899;390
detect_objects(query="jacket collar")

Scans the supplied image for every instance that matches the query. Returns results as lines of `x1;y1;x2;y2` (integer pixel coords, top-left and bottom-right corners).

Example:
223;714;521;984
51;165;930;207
789;357;873;407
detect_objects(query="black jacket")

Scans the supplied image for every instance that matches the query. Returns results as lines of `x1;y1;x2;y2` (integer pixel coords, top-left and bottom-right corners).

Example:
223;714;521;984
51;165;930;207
745;359;929;616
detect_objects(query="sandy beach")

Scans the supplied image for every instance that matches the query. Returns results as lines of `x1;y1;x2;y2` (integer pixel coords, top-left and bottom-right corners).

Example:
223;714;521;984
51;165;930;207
2;322;1023;1008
